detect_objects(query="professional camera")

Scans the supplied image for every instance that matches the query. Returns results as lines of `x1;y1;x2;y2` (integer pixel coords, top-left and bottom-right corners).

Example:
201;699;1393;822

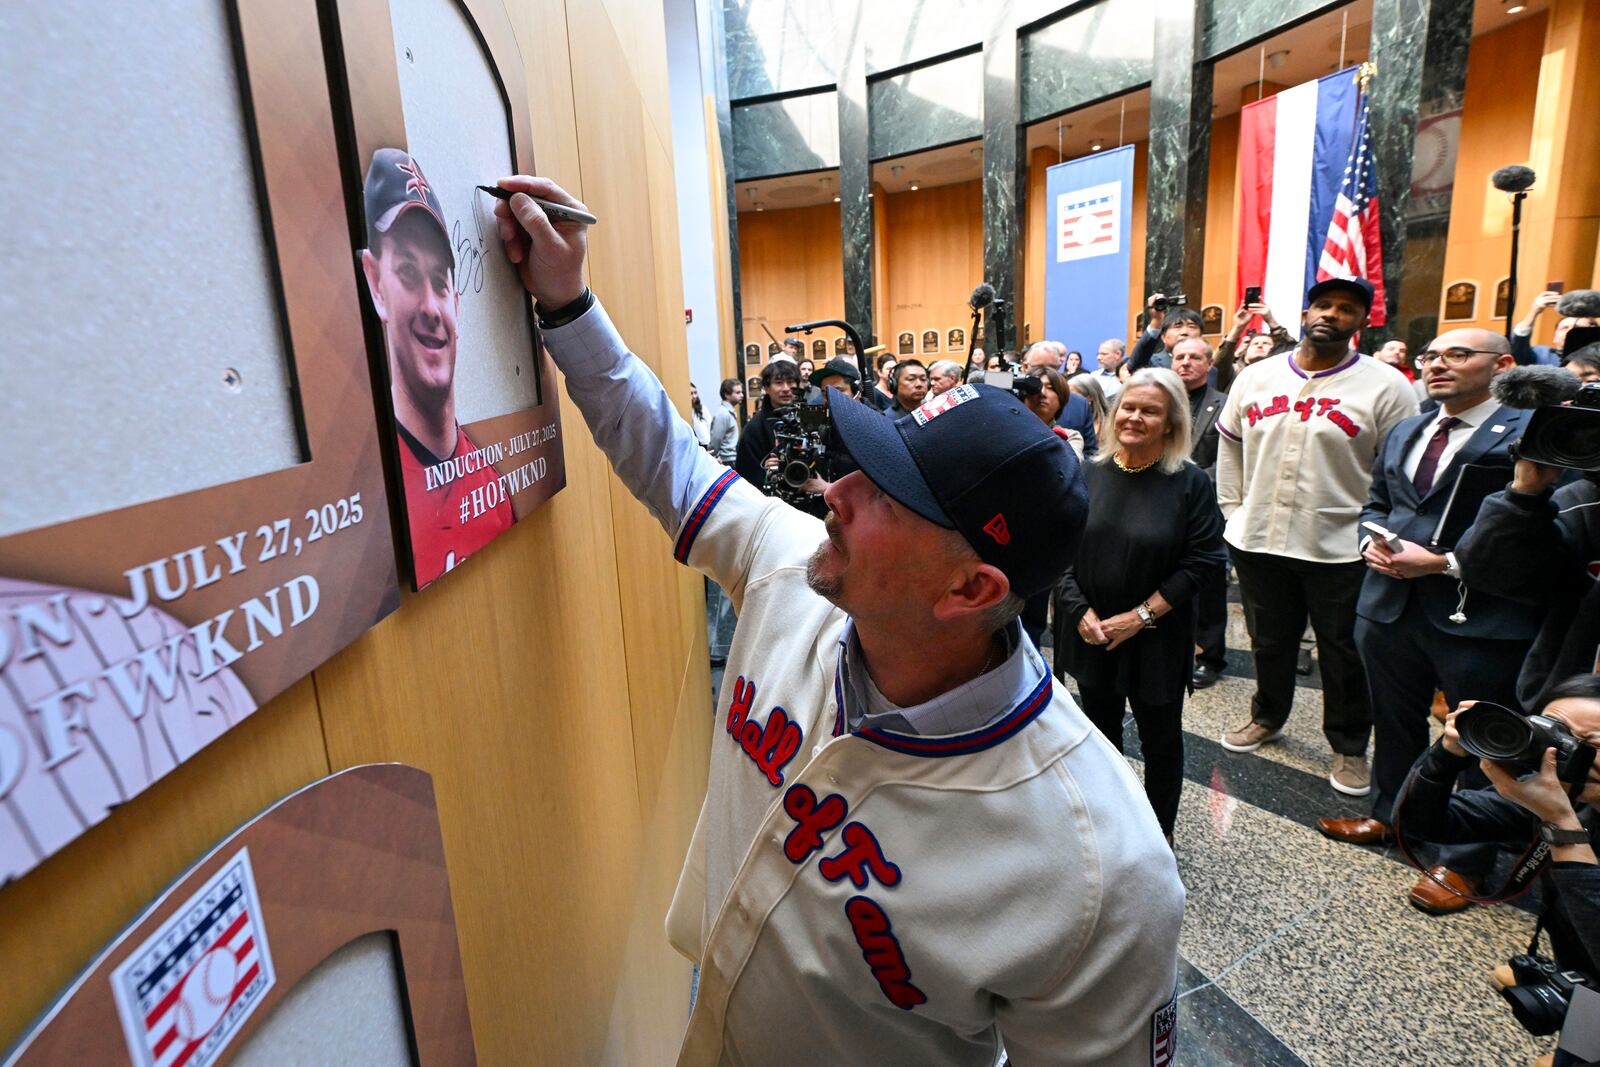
1492;367;1600;470
976;366;1042;402
1499;954;1592;1036
1454;702;1598;784
1522;381;1600;471
1150;292;1189;313
765;387;840;506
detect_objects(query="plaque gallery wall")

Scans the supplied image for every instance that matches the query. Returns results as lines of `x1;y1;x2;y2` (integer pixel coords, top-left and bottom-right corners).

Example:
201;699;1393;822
0;0;564;884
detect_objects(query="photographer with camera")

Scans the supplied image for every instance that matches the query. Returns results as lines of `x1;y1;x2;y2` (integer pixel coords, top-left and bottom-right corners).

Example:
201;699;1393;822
1455;364;1600;713
1216;300;1293;393
734;359;801;486
493;174;1185;1066
1397;679;1599;1060
1126;293;1204;373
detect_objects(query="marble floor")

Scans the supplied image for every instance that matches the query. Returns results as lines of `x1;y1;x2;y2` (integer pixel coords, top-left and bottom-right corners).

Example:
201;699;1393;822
705;584;1556;1065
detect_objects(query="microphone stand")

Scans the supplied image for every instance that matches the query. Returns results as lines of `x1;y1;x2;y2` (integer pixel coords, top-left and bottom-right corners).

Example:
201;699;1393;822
1505;188;1528;339
962;303;984;383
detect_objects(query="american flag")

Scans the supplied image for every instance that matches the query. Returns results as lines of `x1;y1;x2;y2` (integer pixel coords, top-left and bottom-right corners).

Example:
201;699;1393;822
1315;86;1387;326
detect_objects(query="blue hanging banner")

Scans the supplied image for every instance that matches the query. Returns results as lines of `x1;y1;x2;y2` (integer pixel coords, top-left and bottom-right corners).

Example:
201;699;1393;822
1043;145;1135;356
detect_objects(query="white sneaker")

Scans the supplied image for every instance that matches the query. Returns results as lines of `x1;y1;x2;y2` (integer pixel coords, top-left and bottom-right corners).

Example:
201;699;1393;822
1330;754;1371;796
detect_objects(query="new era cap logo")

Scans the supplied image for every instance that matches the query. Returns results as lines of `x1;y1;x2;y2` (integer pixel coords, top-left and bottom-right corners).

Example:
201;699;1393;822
983;513;1011;545
911;384;979;426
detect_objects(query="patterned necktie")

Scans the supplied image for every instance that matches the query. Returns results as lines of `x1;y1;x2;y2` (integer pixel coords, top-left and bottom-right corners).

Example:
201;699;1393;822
1412;416;1461;496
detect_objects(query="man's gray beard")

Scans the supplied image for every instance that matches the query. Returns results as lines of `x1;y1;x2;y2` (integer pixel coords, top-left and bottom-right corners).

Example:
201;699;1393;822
804;540;843;602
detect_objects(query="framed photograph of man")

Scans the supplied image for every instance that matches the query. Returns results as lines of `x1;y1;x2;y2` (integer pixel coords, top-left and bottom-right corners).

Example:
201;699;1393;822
1201;304;1224;335
331;0;567;590
897;332;914;355
921;329;939;354
833;337;847;354
811;338;827;359
744;343;761;363
1494;278;1511;320
947;327;965;351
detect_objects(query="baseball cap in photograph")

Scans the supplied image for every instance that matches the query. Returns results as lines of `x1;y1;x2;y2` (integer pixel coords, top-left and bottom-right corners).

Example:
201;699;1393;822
1306;276;1375;311
363;147;453;264
828;384;1089;597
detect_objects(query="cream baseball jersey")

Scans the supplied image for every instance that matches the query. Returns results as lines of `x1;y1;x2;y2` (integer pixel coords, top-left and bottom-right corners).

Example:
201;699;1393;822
1216;350;1419;563
544;299;1185;1067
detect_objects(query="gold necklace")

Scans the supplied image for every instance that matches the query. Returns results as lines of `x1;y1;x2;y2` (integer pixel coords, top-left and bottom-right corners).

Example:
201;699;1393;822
1113;451;1159;474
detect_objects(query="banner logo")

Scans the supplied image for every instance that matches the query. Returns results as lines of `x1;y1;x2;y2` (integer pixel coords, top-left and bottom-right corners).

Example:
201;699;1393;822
1056;181;1122;263
112;849;275;1067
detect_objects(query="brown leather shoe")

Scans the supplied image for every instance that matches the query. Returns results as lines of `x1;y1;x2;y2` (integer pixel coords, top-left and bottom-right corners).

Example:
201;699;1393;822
1409;866;1478;914
1316;817;1393;844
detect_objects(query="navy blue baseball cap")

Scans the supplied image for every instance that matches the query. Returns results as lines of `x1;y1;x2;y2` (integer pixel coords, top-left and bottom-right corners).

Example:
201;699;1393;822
827;384;1089;597
1306;275;1374;310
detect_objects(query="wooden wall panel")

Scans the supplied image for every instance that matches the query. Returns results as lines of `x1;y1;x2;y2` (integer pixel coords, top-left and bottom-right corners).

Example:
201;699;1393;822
736;202;846;352
1203;114;1241;324
1439;14;1547;333
3;1;712;1065
882;180;985;354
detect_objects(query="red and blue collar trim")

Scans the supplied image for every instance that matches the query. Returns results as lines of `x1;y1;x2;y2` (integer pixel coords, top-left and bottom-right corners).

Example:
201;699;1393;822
1288;351;1362;380
674;469;739;563
833;666;1054;757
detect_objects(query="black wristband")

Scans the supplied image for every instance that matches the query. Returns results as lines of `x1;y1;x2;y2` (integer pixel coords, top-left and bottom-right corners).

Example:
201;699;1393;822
537;287;594;329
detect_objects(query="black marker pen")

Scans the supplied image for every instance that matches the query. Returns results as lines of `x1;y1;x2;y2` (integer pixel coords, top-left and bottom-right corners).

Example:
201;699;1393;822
476;185;598;227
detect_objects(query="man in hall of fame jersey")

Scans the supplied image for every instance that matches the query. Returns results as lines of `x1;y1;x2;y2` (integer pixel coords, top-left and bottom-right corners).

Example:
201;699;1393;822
361;148;512;586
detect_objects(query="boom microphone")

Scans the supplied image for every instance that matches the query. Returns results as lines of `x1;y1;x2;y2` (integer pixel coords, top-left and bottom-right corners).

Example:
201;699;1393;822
1491;364;1582;410
1556;289;1600;319
968;283;995;311
1491;165;1537;193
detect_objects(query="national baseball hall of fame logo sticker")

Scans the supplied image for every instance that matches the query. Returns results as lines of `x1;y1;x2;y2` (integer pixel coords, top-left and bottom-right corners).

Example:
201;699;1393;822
110;849;275;1067
1056;180;1122;264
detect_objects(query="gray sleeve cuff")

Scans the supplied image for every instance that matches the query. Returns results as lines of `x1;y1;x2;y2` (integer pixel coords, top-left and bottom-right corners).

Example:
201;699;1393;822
539;298;627;378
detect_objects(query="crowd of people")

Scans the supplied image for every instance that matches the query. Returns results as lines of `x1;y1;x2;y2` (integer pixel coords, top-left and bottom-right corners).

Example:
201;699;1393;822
690;278;1600;1065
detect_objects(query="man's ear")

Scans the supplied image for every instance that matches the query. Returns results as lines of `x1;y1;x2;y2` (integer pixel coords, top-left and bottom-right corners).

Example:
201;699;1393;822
360;249;387;322
932;561;1011;625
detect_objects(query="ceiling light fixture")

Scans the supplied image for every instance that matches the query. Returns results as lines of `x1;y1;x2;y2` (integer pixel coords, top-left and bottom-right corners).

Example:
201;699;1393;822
890;164;904;177
1090;140;1104;152
833;194;841;202
755;203;764;211
1266;49;1290;70
909;181;920;191
1504;0;1526;11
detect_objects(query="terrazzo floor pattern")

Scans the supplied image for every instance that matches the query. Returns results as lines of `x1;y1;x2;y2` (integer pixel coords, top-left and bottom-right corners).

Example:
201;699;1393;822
1051;596;1555;1067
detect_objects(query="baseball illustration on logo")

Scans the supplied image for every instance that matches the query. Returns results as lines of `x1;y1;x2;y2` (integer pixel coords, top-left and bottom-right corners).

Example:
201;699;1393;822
111;848;275;1067
1056;180;1122;263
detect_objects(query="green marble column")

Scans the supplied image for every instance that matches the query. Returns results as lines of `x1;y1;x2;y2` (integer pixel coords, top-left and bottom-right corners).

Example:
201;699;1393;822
982;2;1025;354
1144;0;1212;306
1368;0;1474;348
837;1;874;347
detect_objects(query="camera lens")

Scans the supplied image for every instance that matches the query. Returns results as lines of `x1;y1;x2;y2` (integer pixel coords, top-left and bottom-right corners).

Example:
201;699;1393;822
1529;409;1600;470
1500;982;1570;1036
783;459;813;488
1457;703;1534;761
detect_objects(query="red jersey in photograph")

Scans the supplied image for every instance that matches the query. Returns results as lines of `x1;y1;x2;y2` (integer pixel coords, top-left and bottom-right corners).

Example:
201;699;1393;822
397;423;514;587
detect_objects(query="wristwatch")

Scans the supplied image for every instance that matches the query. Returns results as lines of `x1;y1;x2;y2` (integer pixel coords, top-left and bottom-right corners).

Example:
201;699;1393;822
1442;551;1462;580
536;287;594;329
1538;822;1591;846
1135;603;1155;628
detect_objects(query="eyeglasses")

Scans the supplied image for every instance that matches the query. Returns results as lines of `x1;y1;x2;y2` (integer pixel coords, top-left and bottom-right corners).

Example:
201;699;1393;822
1416;347;1501;367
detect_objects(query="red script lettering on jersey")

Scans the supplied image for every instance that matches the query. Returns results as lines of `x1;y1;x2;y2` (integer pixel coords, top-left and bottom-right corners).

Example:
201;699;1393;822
819;822;902;889
782;783;848;862
844;896;927;1010
726;675;803;786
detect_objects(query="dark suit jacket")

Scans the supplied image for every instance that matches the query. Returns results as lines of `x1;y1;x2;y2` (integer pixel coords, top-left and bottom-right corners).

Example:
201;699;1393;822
1356;404;1543;639
1510;331;1559;367
1186;384;1227;476
1058;391;1098;455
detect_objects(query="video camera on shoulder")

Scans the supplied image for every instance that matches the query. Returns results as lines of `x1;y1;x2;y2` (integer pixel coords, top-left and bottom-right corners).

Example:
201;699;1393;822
977;358;1042;404
1454;701;1597;786
764;318;872;508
